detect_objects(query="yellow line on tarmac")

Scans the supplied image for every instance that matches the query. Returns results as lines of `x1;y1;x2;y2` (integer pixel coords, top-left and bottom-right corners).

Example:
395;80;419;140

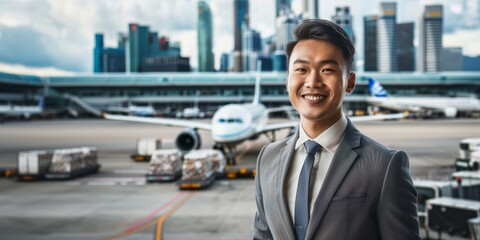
105;220;156;240
155;191;196;240
104;191;195;240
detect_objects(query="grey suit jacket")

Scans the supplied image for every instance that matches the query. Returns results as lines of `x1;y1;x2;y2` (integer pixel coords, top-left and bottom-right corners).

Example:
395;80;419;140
254;120;420;240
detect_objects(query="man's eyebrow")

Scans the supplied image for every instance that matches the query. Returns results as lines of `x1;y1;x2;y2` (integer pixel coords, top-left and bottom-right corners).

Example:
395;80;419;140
292;59;310;65
292;58;340;66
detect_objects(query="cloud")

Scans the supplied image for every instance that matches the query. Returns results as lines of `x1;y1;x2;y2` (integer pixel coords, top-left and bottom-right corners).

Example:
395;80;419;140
444;29;480;57
0;62;75;76
0;25;55;67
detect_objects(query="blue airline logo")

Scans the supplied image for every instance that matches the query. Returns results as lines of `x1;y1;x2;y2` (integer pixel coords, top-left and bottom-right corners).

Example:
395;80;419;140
368;78;389;97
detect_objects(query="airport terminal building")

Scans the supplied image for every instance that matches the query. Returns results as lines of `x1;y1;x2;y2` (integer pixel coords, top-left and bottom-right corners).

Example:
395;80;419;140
1;71;480;118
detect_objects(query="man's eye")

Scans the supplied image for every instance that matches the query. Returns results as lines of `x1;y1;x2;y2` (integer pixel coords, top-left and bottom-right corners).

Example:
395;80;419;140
322;68;334;73
295;68;307;73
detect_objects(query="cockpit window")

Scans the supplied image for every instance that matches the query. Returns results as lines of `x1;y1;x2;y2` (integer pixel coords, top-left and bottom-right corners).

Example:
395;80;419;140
218;118;243;124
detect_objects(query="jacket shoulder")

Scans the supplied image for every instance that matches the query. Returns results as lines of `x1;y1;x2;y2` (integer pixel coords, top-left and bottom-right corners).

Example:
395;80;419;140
358;133;401;160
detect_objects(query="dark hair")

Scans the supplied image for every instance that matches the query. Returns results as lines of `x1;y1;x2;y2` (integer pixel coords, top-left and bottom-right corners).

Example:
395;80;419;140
285;19;355;72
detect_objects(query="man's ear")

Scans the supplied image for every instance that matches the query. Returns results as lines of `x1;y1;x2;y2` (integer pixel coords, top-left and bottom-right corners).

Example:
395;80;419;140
346;72;356;94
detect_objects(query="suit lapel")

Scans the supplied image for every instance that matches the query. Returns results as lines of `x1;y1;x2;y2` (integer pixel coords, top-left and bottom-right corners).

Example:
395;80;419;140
274;131;298;239
306;120;362;239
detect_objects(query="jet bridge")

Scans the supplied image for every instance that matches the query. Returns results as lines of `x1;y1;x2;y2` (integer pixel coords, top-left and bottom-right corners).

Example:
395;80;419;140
64;94;102;117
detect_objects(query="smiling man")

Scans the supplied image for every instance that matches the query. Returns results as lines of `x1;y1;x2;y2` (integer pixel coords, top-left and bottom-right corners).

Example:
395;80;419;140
253;19;420;240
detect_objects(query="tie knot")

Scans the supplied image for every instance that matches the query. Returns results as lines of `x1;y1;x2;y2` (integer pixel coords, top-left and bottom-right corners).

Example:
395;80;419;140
304;140;321;155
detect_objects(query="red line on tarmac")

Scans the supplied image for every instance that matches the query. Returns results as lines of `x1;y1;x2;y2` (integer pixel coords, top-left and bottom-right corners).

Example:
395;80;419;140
122;191;188;233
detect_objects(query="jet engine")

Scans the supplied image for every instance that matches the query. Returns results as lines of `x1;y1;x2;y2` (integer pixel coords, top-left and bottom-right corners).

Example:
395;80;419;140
175;128;201;153
444;107;458;118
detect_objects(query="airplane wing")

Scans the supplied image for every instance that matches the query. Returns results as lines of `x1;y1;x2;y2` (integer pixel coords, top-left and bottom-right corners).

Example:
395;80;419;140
258;113;406;134
266;105;294;113
348;113;406;122
103;113;212;131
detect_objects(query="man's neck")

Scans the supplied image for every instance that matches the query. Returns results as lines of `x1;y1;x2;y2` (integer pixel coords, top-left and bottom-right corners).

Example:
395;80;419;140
300;114;343;138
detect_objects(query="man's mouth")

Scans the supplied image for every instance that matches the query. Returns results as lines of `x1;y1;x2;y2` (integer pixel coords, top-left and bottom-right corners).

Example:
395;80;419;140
303;95;325;101
301;93;328;102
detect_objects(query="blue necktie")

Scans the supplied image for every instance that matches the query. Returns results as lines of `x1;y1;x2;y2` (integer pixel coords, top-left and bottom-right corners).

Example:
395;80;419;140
294;140;321;240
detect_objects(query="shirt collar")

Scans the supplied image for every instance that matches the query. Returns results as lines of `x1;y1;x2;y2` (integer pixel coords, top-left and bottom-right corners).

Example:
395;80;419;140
295;114;348;153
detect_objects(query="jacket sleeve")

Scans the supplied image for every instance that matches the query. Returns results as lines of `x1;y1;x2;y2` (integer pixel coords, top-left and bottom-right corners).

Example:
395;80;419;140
377;150;420;240
253;144;273;239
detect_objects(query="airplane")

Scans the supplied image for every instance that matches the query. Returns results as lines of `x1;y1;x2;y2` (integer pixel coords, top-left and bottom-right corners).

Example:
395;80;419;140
175;90;205;119
106;102;157;117
367;77;480;118
104;64;405;165
0;97;44;122
175;107;205;119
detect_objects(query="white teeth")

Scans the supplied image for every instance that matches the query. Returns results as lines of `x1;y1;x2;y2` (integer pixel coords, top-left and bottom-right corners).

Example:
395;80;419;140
304;95;324;101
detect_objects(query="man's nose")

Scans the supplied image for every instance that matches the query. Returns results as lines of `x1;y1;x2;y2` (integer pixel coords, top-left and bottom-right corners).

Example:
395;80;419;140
305;71;323;88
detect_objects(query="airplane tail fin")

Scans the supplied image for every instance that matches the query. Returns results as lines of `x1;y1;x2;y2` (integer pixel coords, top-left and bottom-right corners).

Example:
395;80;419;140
368;77;389;97
252;59;262;105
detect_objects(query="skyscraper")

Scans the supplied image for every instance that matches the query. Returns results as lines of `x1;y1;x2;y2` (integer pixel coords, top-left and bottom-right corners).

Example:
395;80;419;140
276;0;291;17
127;23;149;72
198;1;215;72
377;2;397;72
418;5;443;72
275;11;300;72
303;0;319;19
332;6;355;46
124;23;190;72
102;48;126;73
397;22;415;71
93;33;126;73
242;27;262;71
332;6;355;70
364;15;378;72
233;0;249;72
220;53;230;72
94;34;104;73
443;47;463;71
276;11;300;51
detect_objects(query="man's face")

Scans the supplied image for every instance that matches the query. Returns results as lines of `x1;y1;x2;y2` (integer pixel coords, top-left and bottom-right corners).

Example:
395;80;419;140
287;39;355;126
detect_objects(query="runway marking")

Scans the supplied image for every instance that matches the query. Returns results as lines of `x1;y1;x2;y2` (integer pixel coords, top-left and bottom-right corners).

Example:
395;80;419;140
104;191;195;240
124;191;188;233
112;169;148;174
155;191;196;240
65;177;146;186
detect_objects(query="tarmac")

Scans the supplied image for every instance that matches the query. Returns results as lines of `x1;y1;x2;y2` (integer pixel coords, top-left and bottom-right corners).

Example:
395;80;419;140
0;118;479;240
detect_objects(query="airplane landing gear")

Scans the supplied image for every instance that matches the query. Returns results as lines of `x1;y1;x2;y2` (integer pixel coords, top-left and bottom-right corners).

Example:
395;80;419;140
213;143;237;166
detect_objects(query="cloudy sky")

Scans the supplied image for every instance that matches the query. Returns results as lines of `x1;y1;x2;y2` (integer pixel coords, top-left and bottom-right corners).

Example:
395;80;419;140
0;0;478;75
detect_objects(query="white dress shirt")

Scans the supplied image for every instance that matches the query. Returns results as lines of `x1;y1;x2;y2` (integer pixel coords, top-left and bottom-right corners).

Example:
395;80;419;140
287;114;348;220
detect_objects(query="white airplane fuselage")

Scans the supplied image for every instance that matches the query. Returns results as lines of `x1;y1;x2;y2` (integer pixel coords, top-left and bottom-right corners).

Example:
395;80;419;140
0;105;43;118
367;97;480;112
211;103;268;143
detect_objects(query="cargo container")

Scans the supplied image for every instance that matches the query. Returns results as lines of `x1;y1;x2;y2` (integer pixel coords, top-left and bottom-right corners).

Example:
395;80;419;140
190;149;225;177
45;147;100;179
459;138;480;160
414;179;455;228
427;197;480;238
17;150;53;181
451;171;480;200
145;149;182;182
178;149;218;189
131;138;162;162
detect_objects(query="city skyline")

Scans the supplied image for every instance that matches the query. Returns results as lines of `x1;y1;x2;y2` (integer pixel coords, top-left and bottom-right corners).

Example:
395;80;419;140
0;0;478;75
